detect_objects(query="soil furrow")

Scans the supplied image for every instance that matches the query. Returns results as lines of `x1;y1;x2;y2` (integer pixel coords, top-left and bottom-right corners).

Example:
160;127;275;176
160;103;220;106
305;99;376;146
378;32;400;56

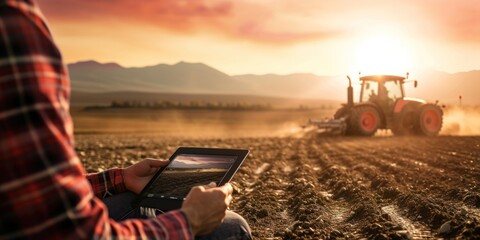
381;205;435;239
284;138;367;239
231;138;298;239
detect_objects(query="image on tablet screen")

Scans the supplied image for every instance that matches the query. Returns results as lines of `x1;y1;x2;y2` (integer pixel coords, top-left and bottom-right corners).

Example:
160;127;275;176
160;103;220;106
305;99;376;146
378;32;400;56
145;154;236;198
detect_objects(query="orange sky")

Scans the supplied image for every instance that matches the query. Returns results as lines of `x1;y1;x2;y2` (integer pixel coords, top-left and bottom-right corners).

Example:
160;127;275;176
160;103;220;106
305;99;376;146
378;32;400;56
38;0;480;76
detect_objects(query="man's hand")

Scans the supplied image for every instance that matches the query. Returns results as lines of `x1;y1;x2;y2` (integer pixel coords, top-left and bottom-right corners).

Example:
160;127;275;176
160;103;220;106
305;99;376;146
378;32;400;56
181;183;233;237
122;158;169;194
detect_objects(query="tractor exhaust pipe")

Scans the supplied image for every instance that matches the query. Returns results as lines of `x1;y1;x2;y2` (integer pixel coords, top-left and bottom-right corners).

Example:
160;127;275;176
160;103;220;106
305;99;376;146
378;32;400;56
347;75;353;107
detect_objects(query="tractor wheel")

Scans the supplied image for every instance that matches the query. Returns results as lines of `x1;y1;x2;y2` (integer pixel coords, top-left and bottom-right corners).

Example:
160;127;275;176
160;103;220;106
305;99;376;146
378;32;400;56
349;106;380;136
414;104;443;136
391;106;416;136
334;106;349;119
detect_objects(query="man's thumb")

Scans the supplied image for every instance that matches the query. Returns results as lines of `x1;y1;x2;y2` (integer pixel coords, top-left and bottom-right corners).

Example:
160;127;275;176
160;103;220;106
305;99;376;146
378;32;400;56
145;158;169;168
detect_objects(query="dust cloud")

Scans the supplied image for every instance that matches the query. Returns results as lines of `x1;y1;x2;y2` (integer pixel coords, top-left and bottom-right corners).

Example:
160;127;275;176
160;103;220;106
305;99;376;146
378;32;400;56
274;122;314;138
441;106;480;136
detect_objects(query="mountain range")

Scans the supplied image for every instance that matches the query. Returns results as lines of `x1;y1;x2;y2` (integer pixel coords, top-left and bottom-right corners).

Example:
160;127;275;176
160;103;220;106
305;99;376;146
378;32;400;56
68;60;480;105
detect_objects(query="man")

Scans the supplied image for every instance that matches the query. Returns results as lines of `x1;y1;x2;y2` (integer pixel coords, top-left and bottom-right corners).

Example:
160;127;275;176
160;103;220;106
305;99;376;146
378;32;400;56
0;0;251;239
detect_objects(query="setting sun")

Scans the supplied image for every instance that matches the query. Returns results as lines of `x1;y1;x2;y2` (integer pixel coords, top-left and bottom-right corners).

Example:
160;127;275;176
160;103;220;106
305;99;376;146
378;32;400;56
351;30;416;76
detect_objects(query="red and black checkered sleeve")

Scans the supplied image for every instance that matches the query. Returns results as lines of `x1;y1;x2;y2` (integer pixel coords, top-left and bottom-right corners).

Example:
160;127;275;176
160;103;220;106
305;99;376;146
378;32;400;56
0;1;192;239
86;168;126;199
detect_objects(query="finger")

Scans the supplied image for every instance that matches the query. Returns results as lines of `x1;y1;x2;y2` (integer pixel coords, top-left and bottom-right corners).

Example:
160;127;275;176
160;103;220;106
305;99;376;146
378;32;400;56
204;182;217;189
145;158;169;168
219;183;233;195
225;194;233;206
187;185;205;196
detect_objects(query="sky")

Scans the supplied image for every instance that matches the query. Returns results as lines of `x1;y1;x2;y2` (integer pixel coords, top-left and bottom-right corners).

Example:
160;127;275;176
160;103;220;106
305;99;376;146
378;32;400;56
37;0;480;76
170;155;235;169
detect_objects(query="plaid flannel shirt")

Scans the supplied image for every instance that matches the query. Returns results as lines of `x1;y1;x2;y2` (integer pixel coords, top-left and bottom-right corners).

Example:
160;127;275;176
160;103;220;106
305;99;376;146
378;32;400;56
0;0;192;239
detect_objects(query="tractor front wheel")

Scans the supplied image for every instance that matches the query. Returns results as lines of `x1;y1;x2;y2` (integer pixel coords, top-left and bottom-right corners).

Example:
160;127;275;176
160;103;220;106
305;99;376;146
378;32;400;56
391;105;416;136
415;104;443;136
334;106;349;119
350;106;380;136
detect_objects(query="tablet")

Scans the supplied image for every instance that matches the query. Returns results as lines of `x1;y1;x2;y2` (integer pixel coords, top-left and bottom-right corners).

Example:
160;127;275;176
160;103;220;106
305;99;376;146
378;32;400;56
134;147;249;211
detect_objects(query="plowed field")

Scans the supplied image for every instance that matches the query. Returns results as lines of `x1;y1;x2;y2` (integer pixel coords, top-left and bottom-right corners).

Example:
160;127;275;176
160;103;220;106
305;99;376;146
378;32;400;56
76;135;480;239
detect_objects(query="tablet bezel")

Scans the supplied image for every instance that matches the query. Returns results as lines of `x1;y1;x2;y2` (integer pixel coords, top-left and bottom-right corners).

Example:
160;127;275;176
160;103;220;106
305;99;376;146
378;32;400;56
135;147;249;205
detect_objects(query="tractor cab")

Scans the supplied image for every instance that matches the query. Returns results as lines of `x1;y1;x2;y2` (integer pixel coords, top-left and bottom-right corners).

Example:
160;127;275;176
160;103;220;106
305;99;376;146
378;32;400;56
359;75;405;115
359;75;405;102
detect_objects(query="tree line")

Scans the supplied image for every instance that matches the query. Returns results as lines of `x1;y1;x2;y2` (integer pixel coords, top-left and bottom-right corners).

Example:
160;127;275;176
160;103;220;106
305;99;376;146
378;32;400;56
94;100;274;110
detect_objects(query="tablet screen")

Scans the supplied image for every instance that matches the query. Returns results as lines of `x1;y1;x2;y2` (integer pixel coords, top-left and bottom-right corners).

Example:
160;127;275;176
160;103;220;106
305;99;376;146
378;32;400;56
143;154;237;199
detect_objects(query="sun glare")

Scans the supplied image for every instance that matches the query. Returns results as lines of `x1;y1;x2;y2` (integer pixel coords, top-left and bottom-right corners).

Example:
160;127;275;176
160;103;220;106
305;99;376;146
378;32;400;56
351;31;415;76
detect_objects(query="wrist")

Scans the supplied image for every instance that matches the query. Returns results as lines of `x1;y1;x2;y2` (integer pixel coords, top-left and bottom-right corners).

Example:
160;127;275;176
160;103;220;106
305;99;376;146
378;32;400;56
181;207;199;237
113;168;126;193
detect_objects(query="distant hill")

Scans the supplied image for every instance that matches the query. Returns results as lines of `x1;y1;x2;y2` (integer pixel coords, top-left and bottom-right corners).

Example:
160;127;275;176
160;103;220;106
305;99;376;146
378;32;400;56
68;60;480;105
69;60;252;95
68;60;343;100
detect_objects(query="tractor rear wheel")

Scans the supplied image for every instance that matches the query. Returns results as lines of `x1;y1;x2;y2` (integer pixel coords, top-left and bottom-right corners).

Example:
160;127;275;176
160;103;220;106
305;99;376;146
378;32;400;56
415;104;443;136
349;106;380;136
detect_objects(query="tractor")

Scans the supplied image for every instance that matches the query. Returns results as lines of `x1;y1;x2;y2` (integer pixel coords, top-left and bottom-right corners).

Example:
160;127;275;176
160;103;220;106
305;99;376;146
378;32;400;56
310;74;443;136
